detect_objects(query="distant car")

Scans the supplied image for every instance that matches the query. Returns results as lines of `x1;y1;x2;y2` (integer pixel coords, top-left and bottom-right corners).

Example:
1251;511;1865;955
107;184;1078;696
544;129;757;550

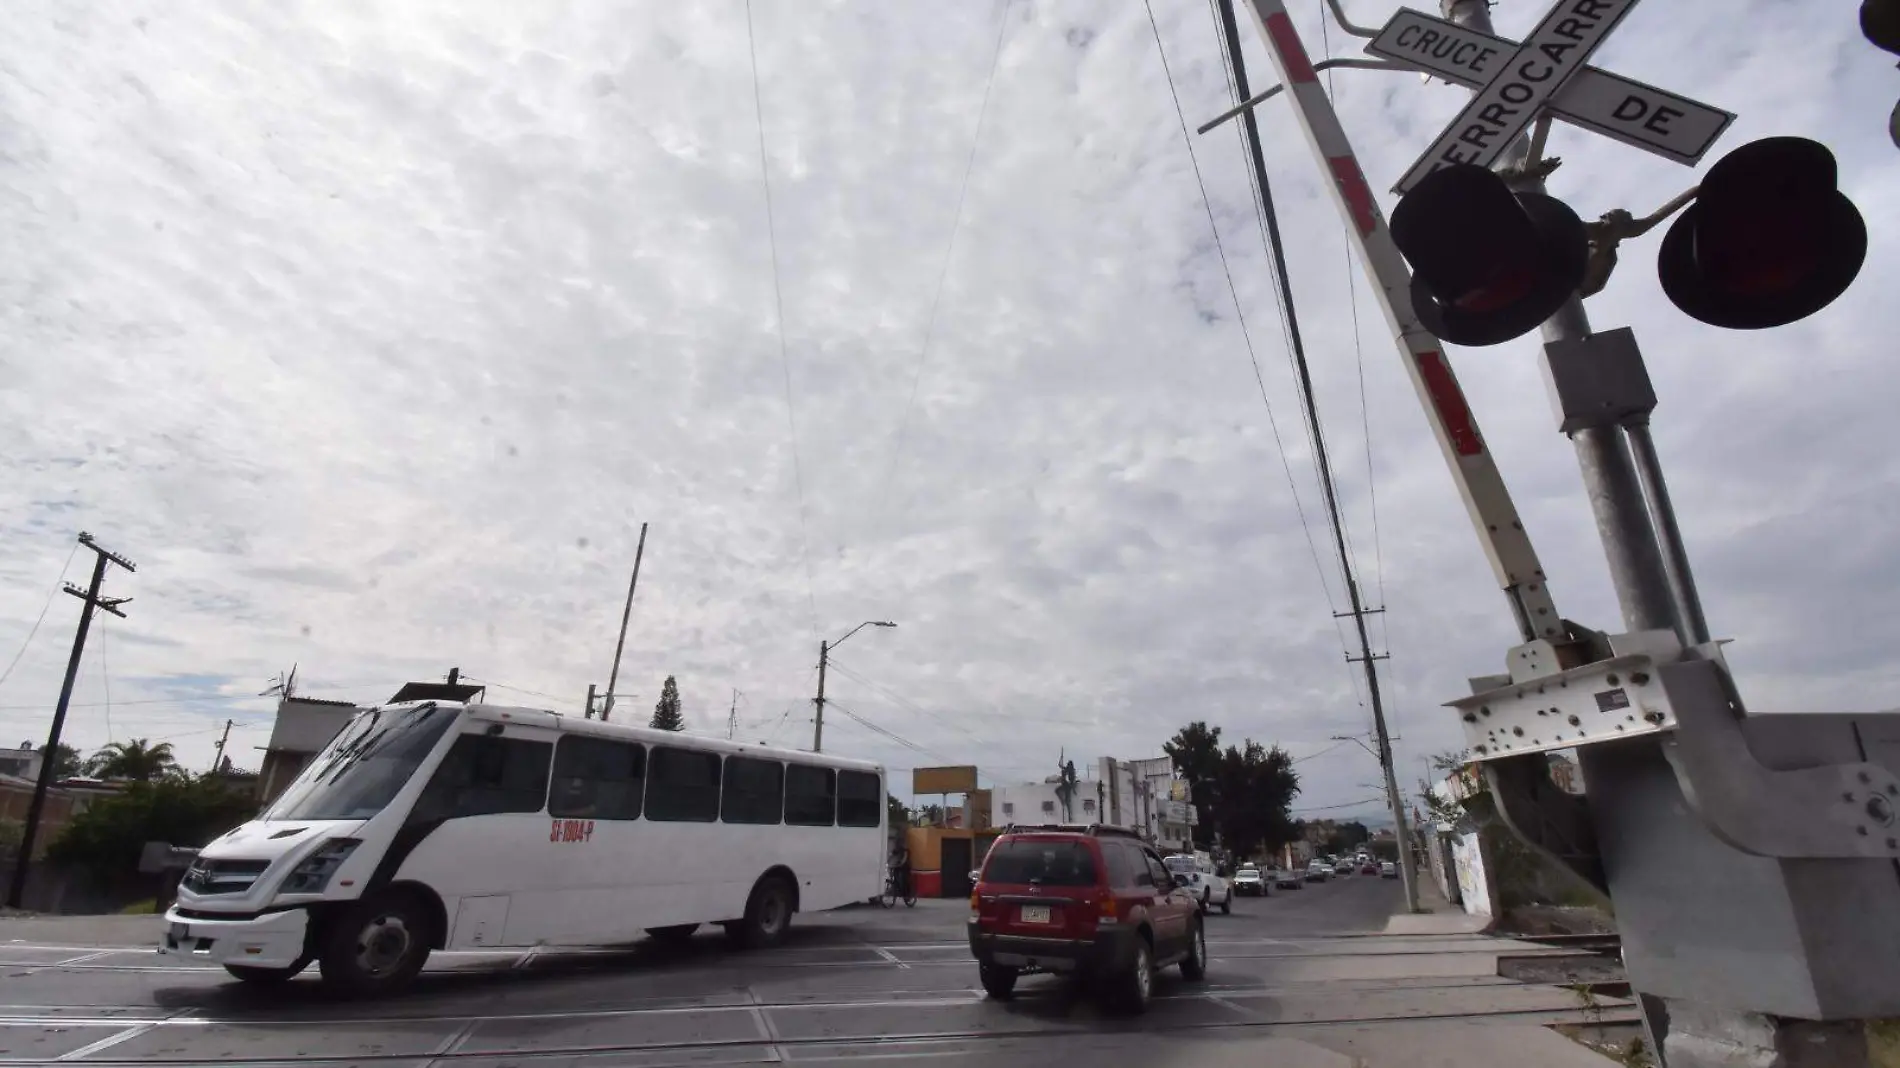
1335;860;1354;876
1380;861;1398;879
1360;862;1379;875
1231;866;1266;897
1273;867;1304;890
1304;862;1330;883
1165;855;1232;915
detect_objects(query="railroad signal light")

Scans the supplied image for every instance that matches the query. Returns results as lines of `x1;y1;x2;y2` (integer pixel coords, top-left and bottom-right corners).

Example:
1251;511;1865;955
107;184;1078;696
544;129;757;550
1864;0;1900;55
1389;164;1588;347
1658;137;1866;330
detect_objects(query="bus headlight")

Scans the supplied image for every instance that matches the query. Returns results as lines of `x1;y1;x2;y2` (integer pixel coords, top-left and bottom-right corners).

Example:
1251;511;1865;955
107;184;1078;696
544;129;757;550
280;839;360;895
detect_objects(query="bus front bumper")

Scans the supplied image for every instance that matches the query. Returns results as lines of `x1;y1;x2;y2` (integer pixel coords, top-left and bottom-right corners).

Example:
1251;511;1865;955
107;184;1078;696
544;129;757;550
159;907;309;969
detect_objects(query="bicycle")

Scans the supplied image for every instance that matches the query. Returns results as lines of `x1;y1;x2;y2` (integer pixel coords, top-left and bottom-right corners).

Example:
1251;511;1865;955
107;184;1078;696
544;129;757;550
880;869;917;908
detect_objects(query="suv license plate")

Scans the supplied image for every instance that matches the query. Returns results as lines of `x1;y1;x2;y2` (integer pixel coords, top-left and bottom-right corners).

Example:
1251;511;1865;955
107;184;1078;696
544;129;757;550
1019;905;1051;924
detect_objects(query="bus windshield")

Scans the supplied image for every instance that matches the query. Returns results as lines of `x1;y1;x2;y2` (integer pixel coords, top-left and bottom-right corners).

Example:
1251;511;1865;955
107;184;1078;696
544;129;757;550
262;703;459;822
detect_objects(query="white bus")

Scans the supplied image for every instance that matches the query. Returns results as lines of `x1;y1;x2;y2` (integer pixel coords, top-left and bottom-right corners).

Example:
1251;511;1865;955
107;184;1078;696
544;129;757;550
159;700;888;994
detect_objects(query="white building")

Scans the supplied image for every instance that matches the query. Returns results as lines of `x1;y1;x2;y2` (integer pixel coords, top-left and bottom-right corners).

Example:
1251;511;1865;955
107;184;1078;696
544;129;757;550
987;755;1194;852
256;696;359;803
0;743;47;784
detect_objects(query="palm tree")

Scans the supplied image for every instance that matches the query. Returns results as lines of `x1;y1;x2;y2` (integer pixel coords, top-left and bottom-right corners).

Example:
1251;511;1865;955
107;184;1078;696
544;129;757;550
86;739;180;782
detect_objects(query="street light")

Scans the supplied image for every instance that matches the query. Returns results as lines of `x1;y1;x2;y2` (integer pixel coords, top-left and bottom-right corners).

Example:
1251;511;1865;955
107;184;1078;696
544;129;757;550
813;621;897;752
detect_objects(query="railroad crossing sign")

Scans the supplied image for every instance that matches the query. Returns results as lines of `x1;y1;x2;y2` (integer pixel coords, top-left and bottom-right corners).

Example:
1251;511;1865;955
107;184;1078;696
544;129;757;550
1383;0;1725;195
1367;7;1734;175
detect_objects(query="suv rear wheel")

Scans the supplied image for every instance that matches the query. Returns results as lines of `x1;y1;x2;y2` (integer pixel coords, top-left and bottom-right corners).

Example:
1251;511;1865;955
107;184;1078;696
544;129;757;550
979;962;1019;1000
1106;935;1154;1014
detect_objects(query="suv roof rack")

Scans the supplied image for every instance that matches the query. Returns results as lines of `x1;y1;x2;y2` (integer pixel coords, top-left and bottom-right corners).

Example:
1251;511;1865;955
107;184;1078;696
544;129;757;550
999;822;1143;840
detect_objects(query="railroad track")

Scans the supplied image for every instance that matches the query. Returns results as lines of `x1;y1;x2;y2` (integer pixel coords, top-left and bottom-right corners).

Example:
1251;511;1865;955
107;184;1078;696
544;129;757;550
1507;931;1623;955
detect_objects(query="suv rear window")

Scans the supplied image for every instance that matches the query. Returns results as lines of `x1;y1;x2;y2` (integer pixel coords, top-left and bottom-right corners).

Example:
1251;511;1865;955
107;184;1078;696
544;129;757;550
982;839;1100;887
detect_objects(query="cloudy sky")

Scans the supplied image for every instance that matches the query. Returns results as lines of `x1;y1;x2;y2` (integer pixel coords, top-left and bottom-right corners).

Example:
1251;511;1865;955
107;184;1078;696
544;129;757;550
2;0;1895;819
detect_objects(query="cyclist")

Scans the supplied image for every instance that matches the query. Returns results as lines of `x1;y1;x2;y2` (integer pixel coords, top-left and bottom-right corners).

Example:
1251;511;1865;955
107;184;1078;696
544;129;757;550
886;841;914;906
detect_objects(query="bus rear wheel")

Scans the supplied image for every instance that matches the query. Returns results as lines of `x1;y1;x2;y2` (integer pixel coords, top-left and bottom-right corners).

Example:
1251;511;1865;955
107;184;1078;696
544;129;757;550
725;874;795;949
317;891;434;997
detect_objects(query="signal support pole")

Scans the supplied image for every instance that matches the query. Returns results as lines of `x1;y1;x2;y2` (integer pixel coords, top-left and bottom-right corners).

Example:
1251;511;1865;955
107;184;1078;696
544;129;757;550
1236;2;1900;1064
6;532;135;909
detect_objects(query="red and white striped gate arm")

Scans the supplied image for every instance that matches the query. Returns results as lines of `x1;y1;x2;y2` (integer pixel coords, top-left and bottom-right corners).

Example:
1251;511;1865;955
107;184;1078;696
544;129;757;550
1238;0;1564;643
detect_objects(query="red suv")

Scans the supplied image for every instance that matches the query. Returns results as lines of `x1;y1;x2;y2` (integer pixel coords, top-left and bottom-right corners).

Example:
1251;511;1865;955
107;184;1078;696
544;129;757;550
967;824;1205;1013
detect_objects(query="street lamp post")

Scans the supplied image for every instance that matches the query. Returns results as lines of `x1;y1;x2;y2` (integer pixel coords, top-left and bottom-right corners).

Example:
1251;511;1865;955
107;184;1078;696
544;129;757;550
813;621;896;752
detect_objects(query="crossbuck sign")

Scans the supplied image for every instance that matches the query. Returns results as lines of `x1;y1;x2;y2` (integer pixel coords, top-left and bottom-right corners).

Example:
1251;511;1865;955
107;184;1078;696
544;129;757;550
1381;0;1732;195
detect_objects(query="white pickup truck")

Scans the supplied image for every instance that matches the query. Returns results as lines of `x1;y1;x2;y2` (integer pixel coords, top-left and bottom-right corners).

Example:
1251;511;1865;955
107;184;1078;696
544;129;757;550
1164;853;1231;914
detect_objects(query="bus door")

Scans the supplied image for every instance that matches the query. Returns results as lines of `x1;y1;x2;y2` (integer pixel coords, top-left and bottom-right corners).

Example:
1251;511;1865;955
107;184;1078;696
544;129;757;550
394;723;558;948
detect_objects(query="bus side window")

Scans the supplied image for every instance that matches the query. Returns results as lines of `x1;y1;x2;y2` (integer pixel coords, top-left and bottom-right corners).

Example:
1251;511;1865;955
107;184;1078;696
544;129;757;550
785;764;836;827
552;736;645;820
837;770;881;827
412;734;551;823
646;746;722;823
721;756;784;825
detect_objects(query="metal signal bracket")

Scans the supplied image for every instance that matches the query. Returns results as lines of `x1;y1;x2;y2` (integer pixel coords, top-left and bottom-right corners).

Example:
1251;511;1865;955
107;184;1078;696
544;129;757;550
1457;630;1900;860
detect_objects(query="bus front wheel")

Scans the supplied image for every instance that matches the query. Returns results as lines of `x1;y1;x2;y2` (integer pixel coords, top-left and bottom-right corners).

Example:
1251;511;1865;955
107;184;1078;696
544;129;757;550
725;874;794;949
317;891;435;997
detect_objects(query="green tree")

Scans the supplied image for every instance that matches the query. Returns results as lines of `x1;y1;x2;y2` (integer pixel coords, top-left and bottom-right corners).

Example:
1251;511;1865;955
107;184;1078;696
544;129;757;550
1164;722;1223;848
1209;740;1302;859
47;777;257;881
650;676;684;731
887;794;912;831
85;739;180;782
48;743;83;779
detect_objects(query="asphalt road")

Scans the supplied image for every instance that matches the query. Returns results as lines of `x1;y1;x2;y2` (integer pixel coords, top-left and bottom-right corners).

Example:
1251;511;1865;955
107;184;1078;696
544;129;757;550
0;873;1601;1068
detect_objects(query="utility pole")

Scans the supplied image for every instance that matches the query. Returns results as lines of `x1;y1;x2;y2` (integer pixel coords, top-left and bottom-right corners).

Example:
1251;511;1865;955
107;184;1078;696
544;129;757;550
727;688;741;741
603;522;648;723
6;532;134;909
1213;0;1418;914
584;682;597;720
212;719;233;773
813;640;829;753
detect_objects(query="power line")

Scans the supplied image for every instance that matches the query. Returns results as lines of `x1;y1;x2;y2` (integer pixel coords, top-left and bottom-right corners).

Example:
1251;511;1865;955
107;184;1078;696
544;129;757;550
825;699;952;762
822;660;987;743
744;0;821;638
873;0;1012;526
1202;0;1379;721
1291;797;1385;814
459;675;564;703
99;621;113;741
1145;2;1348;658
0;542;80;691
1292;738;1353;764
1319;0;1392;657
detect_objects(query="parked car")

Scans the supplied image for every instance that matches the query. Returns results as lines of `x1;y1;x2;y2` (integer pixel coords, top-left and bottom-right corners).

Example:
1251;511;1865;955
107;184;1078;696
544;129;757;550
1360;862;1379;875
1231;865;1266;897
967;824;1205;1014
1380;861;1398;879
1274;867;1305;890
1165;854;1232;914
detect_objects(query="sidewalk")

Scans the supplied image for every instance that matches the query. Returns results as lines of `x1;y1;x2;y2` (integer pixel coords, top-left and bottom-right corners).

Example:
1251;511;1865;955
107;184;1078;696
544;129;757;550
0;912;163;947
1380;869;1493;936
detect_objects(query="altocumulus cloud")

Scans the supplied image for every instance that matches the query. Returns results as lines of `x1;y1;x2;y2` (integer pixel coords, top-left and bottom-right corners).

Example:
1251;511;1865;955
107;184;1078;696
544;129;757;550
0;1;1895;816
